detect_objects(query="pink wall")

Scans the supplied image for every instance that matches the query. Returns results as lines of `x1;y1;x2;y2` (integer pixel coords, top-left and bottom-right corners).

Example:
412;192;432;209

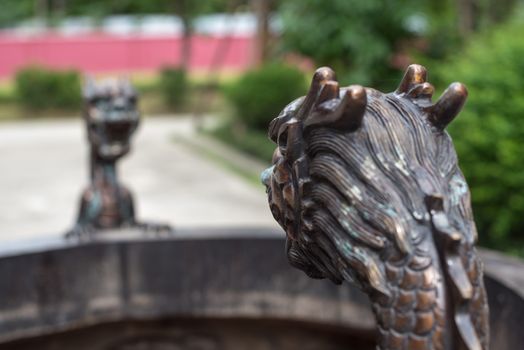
0;33;255;78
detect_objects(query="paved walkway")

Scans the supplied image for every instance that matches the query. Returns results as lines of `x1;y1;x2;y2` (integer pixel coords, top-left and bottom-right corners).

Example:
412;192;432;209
0;116;280;243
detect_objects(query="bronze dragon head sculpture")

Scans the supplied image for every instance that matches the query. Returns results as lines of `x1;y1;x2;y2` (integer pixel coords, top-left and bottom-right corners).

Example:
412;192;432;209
67;77;171;238
83;77;140;162
262;65;489;350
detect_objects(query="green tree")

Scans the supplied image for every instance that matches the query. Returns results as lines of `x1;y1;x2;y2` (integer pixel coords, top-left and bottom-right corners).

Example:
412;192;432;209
0;0;237;27
278;0;421;90
431;13;524;254
420;0;520;60
0;0;34;27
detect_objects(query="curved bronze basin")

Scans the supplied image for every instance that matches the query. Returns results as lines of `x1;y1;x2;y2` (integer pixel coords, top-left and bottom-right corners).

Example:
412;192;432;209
0;228;522;349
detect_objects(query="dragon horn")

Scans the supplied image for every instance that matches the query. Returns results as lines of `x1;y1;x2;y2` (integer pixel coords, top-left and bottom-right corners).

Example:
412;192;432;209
297;67;336;120
305;85;367;131
316;80;340;104
407;82;435;99
425;82;468;129
332;85;367;131
396;64;427;94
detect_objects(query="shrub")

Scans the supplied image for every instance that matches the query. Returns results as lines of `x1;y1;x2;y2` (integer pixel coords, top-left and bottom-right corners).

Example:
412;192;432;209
224;63;307;131
432;18;524;253
159;66;188;110
15;66;81;110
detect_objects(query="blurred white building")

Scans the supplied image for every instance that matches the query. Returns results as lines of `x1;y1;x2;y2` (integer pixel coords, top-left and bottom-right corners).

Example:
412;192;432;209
4;13;281;38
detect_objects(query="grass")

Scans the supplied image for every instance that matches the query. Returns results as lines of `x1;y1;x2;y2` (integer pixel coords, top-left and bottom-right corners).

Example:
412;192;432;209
207;121;275;164
172;116;275;188
173;134;264;187
175;139;262;188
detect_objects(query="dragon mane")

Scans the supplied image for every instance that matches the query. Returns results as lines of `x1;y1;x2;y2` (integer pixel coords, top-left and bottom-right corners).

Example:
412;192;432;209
264;65;489;350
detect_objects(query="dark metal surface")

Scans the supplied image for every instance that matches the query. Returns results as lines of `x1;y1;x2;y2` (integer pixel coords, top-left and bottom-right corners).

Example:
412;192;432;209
0;230;520;349
262;64;490;350
67;78;171;237
0;231;374;348
1;318;375;350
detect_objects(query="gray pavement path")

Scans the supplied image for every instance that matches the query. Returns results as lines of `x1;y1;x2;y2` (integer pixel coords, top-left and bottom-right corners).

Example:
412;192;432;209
0;116;280;243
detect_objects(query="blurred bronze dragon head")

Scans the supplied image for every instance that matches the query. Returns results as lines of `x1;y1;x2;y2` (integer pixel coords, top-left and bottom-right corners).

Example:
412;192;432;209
83;77;139;161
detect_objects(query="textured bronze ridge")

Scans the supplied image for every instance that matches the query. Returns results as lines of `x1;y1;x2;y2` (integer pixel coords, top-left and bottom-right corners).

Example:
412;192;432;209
262;64;489;350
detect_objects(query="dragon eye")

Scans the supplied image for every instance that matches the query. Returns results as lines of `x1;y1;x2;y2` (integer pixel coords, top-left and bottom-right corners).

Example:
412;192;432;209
277;125;288;149
278;133;287;149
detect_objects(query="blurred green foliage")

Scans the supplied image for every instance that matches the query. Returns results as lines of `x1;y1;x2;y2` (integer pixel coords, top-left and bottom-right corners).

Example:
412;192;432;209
418;0;518;61
159;67;188;110
433;16;524;253
279;0;420;90
278;0;519;90
62;0;232;17
223;63;307;131
0;0;243;27
0;1;34;27
15;66;81;110
216;63;307;164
